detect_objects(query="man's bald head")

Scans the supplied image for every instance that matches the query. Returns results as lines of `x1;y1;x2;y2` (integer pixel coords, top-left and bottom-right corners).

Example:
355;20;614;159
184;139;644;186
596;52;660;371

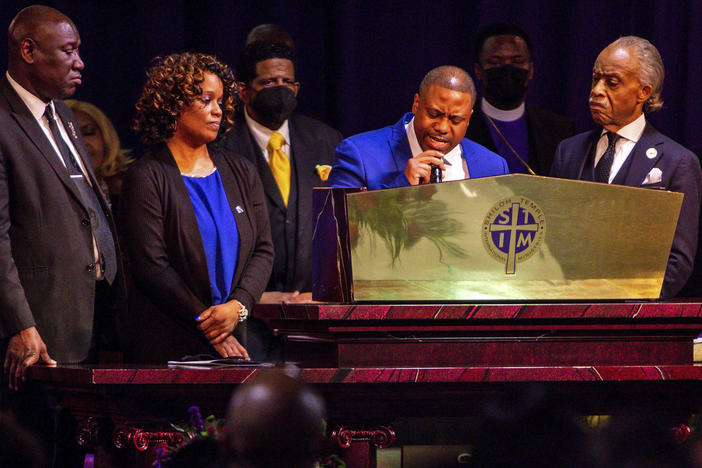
6;5;83;101
419;65;476;99
224;370;325;468
8;5;75;65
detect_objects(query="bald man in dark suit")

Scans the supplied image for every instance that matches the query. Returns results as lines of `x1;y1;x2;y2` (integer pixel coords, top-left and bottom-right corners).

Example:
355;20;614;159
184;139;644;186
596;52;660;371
0;7;123;464
0;6;121;389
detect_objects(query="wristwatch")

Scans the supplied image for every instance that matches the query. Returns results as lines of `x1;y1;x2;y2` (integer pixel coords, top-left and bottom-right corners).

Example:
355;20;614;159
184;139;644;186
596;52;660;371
234;300;248;322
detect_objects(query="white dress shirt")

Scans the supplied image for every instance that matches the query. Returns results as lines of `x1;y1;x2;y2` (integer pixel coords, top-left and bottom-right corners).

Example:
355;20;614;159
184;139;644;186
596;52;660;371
405;117;468;181
6;71;88;174
594;113;646;184
244;107;292;163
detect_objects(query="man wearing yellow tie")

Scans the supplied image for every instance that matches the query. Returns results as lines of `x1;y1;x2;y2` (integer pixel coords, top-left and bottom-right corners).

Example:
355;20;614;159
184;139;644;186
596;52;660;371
218;41;342;303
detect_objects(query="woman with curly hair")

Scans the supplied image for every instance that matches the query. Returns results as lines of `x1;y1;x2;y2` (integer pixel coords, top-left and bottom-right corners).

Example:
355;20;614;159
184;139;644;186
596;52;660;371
65;100;134;203
120;52;273;363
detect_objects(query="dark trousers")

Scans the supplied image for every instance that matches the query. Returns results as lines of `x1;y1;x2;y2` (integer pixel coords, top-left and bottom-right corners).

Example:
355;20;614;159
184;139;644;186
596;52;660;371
0;279;115;467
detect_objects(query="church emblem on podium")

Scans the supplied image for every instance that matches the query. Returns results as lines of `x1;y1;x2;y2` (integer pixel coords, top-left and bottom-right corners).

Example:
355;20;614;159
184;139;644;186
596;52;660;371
481;196;546;274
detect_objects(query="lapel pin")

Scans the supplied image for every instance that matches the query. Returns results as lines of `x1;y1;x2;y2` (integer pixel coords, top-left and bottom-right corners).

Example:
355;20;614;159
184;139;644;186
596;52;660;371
646;147;657;159
67;121;78;140
235;206;244;213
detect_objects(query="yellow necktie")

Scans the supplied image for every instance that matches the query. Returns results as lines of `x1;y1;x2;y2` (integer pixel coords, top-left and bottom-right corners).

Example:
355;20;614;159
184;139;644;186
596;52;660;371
267;131;290;206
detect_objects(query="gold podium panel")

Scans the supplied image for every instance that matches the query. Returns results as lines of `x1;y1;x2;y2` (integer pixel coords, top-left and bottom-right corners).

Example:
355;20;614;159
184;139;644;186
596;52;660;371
345;174;682;301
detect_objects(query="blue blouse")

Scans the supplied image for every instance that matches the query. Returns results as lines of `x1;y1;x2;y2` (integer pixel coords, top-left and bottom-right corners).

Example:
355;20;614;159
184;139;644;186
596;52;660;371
183;169;240;305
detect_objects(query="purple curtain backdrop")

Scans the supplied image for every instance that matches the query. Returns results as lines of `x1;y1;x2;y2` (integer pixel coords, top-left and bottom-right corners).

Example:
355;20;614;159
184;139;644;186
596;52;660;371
1;0;701;154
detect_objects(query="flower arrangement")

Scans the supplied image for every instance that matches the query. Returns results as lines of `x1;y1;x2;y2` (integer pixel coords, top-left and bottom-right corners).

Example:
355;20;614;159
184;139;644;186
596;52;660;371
154;406;346;468
153;406;225;468
177;406;226;438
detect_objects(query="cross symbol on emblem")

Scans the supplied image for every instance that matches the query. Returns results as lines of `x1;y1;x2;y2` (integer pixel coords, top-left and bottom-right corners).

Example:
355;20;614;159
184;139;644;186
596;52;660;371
488;202;539;274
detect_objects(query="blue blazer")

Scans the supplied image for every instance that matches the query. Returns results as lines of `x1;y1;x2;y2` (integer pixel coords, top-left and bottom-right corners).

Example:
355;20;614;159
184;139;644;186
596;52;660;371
551;123;702;299
328;113;509;190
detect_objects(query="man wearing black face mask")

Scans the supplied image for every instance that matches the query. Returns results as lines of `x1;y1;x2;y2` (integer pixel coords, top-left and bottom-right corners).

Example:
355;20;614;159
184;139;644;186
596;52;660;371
217;41;342;305
466;23;575;175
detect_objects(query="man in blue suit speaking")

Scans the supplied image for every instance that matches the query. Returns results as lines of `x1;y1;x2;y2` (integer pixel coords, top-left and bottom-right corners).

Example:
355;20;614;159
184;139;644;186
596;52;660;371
550;36;701;300
328;66;508;190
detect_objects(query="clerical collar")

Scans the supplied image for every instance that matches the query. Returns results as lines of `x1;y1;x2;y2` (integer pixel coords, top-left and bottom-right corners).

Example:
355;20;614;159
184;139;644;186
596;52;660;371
481;97;525;122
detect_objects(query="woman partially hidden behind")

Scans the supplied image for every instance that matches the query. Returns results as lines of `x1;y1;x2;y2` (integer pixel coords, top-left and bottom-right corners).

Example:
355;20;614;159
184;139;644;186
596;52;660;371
120;53;273;362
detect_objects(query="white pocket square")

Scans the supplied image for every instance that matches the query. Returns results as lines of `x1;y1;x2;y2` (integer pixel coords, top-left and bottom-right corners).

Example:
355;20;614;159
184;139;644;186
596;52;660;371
643;168;662;185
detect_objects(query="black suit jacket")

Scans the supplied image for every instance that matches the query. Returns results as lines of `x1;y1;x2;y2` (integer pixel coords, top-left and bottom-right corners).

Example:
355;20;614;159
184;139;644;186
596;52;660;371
119;145;274;363
0;76;122;363
551;123;702;299
466;104;575;175
217;113;342;292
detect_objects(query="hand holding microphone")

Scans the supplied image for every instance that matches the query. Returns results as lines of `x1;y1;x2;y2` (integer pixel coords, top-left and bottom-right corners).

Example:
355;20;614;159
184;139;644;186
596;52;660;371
404;150;449;185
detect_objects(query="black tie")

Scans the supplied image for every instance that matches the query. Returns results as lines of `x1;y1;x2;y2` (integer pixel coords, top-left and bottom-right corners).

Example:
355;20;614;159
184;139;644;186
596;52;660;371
595;132;620;183
44;104;82;174
44;103;118;284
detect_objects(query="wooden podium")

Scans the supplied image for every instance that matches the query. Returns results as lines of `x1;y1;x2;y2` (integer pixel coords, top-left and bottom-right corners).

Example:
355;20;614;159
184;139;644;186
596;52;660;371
313;175;682;302
27;176;700;468
28;302;702;468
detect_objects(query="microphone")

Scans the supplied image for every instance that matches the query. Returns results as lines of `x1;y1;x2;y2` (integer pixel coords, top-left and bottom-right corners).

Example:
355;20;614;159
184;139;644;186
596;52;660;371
429;164;442;183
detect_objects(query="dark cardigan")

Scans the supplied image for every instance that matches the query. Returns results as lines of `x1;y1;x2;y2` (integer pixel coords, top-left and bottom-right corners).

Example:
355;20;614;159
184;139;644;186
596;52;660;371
119;144;273;363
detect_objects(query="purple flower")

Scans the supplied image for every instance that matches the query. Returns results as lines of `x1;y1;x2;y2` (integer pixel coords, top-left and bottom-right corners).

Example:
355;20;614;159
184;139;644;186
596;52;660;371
188;406;205;433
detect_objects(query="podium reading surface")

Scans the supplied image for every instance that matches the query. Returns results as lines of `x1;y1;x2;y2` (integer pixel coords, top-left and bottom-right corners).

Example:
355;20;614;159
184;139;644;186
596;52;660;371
313;175;682;301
